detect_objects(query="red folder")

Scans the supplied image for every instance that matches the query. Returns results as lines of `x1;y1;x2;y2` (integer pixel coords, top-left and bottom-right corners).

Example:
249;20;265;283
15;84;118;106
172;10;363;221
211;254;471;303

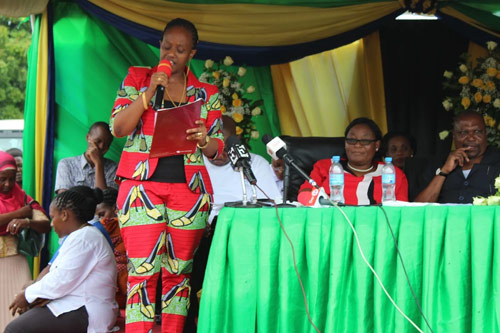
149;98;203;158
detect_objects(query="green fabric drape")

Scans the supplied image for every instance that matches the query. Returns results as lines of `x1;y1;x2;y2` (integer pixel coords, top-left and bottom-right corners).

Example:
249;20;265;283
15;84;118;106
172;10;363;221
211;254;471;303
199;206;500;332
438;1;500;35
22;14;41;275
24;15;40;201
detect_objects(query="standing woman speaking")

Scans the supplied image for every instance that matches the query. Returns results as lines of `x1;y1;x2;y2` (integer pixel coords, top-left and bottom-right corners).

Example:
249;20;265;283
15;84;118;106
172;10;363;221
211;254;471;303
110;18;223;332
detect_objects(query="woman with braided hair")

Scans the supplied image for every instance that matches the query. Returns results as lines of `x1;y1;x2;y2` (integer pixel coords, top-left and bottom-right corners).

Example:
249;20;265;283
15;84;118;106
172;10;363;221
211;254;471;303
6;186;118;333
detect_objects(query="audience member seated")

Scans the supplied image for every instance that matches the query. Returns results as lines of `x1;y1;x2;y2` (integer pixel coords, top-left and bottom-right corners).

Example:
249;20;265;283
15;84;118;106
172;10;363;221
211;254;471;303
382;131;425;201
299;118;408;204
0;151;50;331
95;188;127;309
271;158;285;193
415;111;500;203
381;131;415;169
203;116;281;222
6;148;23;187
6;186;117;333
54;122;118;194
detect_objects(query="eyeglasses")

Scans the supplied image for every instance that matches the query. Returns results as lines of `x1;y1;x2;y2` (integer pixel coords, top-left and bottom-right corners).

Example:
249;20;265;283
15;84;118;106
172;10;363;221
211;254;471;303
455;129;485;138
345;138;377;146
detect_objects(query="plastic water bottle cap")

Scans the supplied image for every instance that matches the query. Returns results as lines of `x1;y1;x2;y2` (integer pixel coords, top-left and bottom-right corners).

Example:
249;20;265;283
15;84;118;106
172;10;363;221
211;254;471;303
385;157;392;163
332;156;340;162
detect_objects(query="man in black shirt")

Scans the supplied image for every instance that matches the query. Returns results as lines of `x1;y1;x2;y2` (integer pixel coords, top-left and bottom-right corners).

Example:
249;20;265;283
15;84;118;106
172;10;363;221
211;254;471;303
415;111;500;203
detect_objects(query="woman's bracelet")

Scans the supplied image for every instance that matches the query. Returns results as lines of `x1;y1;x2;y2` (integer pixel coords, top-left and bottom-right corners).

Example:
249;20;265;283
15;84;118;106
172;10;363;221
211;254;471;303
141;92;149;110
25;217;30;227
197;136;210;149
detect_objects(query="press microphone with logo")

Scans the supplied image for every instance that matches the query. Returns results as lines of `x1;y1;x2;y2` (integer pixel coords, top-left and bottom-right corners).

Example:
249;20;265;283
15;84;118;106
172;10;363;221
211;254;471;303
153;59;173;110
226;136;257;185
262;134;314;185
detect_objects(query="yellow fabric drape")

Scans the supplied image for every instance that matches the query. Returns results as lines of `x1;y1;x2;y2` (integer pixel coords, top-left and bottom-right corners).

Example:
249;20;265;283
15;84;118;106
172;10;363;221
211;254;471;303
271;31;387;137
89;0;401;46
31;9;49;279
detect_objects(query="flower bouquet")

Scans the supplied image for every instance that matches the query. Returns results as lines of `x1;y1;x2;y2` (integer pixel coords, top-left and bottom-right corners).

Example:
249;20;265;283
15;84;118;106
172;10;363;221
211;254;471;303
198;56;263;147
473;175;500;205
442;41;500;148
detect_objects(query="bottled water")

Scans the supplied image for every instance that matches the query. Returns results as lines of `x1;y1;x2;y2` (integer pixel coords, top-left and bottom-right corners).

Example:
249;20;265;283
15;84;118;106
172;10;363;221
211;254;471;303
382;157;396;202
329;156;344;204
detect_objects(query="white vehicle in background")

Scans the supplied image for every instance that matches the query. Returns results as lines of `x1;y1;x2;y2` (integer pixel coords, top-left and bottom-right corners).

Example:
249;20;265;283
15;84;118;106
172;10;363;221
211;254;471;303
0;119;23;151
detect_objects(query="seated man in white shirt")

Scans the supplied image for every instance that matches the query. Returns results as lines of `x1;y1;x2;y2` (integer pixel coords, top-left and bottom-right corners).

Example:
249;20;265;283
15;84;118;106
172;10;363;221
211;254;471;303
186;116;281;331
203;116;281;223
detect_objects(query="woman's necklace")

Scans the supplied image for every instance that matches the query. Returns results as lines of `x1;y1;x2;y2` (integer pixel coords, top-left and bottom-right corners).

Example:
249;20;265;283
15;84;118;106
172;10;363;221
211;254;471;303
347;162;374;173
164;72;187;108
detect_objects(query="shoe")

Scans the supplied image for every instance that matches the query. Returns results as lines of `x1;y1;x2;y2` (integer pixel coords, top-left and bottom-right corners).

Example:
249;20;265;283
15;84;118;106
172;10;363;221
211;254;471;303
139;133;147;152
137;184;163;221
165;233;179;274
128;281;155;319
188;171;207;193
135;232;165;274
132;160;149;180
170;194;210;227
161;278;190;310
119;186;139;225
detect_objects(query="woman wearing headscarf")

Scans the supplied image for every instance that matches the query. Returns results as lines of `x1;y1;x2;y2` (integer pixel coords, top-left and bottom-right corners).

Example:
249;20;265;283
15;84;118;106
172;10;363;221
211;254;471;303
0;151;50;331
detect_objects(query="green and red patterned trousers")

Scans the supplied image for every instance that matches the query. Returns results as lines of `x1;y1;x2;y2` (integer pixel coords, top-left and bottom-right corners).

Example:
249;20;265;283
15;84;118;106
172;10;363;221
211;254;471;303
117;180;211;333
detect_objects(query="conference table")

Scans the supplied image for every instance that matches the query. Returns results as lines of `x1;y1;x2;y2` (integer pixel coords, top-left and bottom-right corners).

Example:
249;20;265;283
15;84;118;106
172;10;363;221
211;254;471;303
198;205;499;333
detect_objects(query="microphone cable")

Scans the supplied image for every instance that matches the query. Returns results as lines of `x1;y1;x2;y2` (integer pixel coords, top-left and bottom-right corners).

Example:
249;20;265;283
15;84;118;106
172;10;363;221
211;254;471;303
378;205;434;333
254;183;322;333
326;198;426;333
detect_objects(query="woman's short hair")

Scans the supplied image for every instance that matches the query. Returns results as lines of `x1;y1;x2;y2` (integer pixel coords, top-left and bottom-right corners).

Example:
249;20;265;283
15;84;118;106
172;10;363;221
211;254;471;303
344;117;382;141
381;131;417;156
52;186;103;222
162;18;199;49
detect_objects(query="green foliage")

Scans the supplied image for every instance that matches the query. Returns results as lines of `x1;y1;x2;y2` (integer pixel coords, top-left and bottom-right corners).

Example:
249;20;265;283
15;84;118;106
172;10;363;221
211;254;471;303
0;16;31;120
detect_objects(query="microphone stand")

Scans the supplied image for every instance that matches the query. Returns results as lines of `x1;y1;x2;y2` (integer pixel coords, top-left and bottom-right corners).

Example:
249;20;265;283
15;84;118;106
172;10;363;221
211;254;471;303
276;162;294;207
250;184;258;204
224;169;261;208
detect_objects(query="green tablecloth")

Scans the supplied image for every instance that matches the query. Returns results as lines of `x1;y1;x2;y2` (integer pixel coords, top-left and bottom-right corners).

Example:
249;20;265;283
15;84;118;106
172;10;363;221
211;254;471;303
198;206;500;333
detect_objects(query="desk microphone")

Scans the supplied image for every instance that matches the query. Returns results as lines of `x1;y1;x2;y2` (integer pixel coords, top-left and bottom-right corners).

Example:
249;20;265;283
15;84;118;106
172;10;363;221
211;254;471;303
153;59;173;110
226;136;257;185
262;134;318;188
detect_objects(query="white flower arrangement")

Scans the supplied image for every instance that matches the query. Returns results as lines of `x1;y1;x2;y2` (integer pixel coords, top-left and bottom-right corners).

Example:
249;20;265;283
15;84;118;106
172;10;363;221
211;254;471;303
199;56;263;147
473;174;500;205
442;41;500;148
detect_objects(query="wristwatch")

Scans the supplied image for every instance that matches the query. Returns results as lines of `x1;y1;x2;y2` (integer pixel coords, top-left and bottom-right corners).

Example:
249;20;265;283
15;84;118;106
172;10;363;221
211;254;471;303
435;168;449;178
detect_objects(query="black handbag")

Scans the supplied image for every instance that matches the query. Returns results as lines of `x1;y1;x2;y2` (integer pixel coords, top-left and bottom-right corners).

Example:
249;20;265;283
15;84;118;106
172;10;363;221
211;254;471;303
17;227;45;257
17;196;45;257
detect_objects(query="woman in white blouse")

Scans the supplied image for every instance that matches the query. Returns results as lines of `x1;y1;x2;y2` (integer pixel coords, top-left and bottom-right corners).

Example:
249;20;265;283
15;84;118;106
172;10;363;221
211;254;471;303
6;186;117;333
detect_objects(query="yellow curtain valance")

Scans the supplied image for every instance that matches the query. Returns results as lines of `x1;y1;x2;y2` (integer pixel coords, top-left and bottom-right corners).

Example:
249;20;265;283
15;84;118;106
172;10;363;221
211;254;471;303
89;0;401;46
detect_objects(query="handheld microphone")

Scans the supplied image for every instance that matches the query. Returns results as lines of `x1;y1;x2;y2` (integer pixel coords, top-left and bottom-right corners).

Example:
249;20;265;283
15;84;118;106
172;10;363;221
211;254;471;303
153;60;173;110
226;136;257;185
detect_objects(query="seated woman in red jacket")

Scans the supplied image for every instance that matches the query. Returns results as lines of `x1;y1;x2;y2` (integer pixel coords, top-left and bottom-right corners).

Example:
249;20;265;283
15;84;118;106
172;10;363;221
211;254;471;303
299;118;408;205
